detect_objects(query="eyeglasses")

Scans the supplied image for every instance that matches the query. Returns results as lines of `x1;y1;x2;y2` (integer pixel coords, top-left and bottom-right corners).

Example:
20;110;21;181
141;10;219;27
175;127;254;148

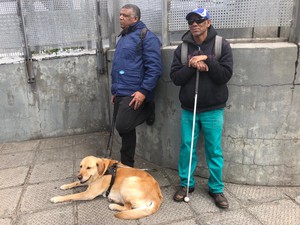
187;18;206;25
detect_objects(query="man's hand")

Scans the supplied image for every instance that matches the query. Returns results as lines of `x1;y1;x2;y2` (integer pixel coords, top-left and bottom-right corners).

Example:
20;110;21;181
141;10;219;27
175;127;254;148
111;95;116;104
188;55;209;71
196;61;209;71
129;91;146;110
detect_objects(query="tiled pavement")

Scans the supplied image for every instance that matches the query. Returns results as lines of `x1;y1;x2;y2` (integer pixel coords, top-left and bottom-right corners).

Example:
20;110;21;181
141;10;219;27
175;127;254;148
0;132;299;225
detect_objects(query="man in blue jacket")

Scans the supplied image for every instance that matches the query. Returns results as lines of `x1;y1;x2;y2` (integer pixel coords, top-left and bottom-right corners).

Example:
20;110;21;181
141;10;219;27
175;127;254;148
170;8;233;208
111;4;162;167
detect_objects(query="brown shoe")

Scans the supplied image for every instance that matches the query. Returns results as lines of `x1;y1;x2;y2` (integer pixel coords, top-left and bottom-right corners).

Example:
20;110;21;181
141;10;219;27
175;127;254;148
173;186;195;202
209;192;229;209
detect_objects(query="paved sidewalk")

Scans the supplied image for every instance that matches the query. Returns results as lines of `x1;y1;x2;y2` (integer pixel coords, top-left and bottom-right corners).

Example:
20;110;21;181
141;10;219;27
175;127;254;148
0;132;299;225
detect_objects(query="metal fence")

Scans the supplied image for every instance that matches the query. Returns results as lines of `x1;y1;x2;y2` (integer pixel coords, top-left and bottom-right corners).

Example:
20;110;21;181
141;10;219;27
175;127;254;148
0;0;99;57
0;0;297;59
168;0;294;31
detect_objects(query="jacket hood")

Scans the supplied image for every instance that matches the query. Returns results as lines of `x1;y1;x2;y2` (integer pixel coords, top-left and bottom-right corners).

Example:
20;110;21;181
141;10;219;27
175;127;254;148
181;25;217;45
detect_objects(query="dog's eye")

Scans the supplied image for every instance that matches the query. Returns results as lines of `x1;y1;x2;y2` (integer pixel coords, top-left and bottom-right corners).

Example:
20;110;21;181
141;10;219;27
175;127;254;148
80;165;82;168
87;167;91;170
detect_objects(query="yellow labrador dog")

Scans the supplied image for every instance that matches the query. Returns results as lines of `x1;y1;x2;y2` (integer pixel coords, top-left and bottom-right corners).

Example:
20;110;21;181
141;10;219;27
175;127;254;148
51;156;163;220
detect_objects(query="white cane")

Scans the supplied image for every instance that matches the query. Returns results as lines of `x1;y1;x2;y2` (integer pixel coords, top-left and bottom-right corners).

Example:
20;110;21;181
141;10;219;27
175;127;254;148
184;69;199;203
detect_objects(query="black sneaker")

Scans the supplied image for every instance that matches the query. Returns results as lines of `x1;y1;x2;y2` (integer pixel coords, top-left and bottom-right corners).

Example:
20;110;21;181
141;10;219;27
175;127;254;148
146;101;155;125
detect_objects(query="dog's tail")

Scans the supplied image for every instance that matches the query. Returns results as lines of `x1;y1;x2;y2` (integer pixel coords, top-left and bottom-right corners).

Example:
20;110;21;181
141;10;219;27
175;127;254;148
114;200;162;220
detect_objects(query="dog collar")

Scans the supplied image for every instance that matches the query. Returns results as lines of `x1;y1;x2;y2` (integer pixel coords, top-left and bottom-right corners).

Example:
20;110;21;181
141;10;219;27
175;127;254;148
104;163;118;196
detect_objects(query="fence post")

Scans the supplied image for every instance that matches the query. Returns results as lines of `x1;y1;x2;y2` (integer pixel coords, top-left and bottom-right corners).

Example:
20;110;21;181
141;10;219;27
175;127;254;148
95;0;105;75
108;0;120;49
18;0;35;84
289;0;300;43
161;0;170;47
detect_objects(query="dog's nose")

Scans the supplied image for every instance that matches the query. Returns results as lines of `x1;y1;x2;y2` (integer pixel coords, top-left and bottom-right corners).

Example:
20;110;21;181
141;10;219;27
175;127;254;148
78;175;82;180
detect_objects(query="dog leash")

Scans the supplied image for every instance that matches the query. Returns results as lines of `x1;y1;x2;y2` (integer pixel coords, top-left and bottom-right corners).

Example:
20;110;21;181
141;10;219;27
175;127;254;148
104;163;118;196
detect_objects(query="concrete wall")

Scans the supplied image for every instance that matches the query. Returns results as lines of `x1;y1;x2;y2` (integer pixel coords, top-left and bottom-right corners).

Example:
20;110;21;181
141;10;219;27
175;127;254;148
0;54;111;143
1;42;299;186
109;42;300;186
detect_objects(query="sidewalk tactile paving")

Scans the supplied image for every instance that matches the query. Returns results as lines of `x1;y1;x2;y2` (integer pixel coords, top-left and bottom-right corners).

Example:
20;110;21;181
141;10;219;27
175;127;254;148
77;198;139;225
165;219;198;225
0;166;29;189
140;187;194;225
148;169;171;188
20;180;73;213
29;161;74;184
72;132;109;146
226;183;288;205
35;147;75;164
188;188;221;214
39;137;74;150
1;140;39;154
0;151;35;169
17;206;74;225
248;199;300;225
0;218;12;225
163;168;181;185
73;143;103;159
296;195;300;204
197;209;262;225
0;132;299;225
0;187;23;217
278;186;300;199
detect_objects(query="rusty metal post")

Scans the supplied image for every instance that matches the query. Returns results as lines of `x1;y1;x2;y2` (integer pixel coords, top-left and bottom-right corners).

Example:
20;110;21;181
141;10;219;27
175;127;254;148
18;0;35;84
95;0;105;75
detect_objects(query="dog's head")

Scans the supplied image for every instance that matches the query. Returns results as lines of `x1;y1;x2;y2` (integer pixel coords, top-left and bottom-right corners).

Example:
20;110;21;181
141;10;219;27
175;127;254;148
77;156;103;184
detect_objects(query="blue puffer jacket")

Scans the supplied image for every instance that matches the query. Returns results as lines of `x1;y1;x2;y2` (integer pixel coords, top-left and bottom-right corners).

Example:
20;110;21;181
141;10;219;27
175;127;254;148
111;21;162;102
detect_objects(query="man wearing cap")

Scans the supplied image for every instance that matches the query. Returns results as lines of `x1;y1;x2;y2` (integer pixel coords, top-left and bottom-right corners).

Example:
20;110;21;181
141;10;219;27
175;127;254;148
111;4;162;167
170;8;233;208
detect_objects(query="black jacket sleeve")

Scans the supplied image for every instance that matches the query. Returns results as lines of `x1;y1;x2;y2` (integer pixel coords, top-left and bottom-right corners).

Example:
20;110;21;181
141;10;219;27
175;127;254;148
170;44;197;86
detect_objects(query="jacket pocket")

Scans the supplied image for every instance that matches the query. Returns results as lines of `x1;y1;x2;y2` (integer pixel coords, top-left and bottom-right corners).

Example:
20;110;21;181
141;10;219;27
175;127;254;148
119;69;142;86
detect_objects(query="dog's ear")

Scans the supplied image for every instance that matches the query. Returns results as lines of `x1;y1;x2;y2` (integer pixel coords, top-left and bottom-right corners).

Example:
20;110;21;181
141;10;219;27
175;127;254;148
96;158;110;176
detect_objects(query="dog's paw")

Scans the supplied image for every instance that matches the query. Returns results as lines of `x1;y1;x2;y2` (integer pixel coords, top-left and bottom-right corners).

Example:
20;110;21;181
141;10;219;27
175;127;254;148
51;196;63;203
60;184;69;190
109;203;123;211
108;204;117;211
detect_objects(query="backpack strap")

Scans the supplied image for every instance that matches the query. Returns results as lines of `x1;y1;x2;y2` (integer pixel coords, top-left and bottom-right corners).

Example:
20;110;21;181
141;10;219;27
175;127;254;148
138;27;148;50
214;35;222;60
140;27;148;40
180;35;223;65
181;42;188;65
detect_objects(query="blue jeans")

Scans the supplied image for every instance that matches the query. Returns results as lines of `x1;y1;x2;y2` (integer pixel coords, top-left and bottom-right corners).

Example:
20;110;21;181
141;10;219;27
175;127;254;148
178;108;224;193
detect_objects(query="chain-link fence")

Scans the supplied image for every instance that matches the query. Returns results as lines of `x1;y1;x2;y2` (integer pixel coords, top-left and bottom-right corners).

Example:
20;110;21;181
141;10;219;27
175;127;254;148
0;0;296;58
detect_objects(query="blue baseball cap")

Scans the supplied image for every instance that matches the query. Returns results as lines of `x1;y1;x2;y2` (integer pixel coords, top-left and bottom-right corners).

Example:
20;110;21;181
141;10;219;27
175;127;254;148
186;8;210;20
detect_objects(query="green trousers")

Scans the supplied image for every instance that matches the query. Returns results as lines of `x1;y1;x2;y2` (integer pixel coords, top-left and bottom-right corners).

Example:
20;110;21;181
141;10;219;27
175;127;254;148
178;108;224;193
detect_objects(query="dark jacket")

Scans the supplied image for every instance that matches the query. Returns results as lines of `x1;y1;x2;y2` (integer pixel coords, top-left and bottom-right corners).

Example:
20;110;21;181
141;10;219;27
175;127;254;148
111;21;162;102
170;26;233;112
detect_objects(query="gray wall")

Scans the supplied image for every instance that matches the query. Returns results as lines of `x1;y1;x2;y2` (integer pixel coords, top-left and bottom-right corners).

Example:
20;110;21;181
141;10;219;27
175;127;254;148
0;54;110;142
109;43;300;186
1;42;299;186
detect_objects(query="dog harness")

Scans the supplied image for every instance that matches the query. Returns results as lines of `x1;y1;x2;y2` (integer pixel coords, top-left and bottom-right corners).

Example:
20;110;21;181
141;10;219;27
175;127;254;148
104;163;118;196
